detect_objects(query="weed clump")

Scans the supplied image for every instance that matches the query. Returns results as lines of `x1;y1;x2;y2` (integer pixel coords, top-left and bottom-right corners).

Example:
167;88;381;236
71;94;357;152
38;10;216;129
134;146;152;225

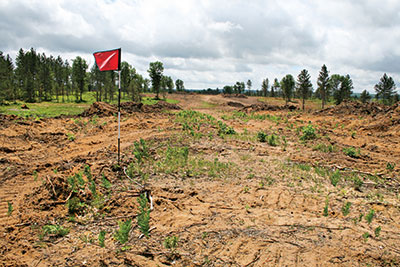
267;134;279;146
343;147;361;158
257;131;267;142
300;124;317;141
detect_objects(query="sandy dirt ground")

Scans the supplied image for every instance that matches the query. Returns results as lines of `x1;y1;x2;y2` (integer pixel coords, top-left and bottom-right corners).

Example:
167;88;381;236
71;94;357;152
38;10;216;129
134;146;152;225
1;94;399;266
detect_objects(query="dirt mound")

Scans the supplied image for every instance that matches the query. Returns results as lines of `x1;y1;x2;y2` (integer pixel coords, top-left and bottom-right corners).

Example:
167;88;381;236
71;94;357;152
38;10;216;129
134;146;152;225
81;102;117;117
119;101;143;113
222;93;248;98
241;103;297;112
316;100;400;116
81;101;181;117
141;101;181;112
227;101;245;108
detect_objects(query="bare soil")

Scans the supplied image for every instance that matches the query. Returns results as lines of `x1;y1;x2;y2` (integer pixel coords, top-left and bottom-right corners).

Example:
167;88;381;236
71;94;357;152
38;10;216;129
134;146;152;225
1;94;399;266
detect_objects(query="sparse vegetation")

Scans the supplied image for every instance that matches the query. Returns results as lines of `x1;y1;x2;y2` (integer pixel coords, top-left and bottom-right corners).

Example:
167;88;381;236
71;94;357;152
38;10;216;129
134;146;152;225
343;147;361;158
300;124;317;141
365;209;375;224
99;230;106;247
342;202;351;216
114;219;132;245
137;194;151;237
7;201;13;216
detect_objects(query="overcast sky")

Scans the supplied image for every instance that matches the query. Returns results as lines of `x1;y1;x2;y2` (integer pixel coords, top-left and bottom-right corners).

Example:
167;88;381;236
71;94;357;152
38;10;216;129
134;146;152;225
1;0;400;93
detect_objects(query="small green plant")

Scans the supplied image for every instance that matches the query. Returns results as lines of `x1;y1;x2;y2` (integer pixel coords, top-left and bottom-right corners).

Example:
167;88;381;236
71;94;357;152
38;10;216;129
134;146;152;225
133;138;149;164
89;180;97;197
267;134;279;146
300;124;317;141
7;201;13;216
374;226;381;238
101;174;112;190
330;170;341;186
282;136;287;151
84;165;92;180
67;172;85;193
297;163;311;171
67;197;85;214
365;209;375;224
67;132;75;141
33;170;38;181
323;197;329;217
313;143;336;153
99;230;106;247
386;162;396;171
257;131;267;142
341;202;351;216
137;193;151;237
343;147;360;158
42;224;70;237
362;232;370;241
243;185;250;193
163;235;179;250
218;121;236;136
114;219;132;245
352;175;363;191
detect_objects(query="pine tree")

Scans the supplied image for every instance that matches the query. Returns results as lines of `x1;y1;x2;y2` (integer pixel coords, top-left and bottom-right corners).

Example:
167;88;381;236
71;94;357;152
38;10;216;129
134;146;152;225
72;56;88;102
0;52;15;103
360;90;371;103
375;73;396;105
317;64;330;109
261;78;269;97
281;74;295;105
296;69;313;111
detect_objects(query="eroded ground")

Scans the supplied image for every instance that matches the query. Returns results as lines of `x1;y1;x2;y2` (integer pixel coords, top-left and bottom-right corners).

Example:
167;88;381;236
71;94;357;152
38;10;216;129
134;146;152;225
1;94;399;266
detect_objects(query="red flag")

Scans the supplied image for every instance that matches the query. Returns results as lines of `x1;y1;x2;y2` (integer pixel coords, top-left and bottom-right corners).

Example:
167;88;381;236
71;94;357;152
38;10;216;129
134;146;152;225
93;48;121;71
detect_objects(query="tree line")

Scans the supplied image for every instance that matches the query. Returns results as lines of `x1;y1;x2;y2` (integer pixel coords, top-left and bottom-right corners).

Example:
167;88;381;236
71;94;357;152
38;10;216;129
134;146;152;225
223;65;399;109
0;48;185;104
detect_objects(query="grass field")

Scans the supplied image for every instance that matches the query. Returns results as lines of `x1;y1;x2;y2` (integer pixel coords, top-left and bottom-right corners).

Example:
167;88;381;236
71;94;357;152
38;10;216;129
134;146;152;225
0;92;179;117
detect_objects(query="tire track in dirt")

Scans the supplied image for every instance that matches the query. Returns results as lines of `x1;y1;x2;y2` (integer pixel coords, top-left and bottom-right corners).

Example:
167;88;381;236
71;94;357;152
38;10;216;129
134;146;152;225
0;113;175;231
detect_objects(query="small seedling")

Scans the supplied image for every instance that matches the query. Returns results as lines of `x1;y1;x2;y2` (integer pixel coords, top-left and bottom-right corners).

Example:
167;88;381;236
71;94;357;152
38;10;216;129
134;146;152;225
341;202;351;216
330;170;341;186
267;134;279;146
42;224;70;237
137;194;150;237
257;131;267;142
243;185;250;193
323;197;329;217
101;174;112;190
67;132;75;141
114;219;132;245
163;235;179;250
7;201;13;216
374;226;381;238
99;230;106;247
300;124;317;141
343;147;360;158
362;232;370;241
33;170;38;181
386;162;395;171
365;209;375;224
353;176;363;191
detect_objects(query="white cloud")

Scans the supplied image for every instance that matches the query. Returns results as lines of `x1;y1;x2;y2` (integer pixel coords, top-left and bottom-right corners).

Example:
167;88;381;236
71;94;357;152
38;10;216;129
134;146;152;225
0;0;400;92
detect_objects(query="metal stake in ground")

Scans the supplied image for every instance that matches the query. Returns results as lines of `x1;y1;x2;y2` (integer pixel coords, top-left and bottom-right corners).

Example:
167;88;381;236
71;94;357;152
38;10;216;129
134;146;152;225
92;48;122;165
118;70;121;165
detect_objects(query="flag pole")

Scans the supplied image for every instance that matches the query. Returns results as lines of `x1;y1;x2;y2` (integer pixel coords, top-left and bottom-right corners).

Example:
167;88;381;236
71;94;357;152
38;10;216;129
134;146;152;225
118;70;121;165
